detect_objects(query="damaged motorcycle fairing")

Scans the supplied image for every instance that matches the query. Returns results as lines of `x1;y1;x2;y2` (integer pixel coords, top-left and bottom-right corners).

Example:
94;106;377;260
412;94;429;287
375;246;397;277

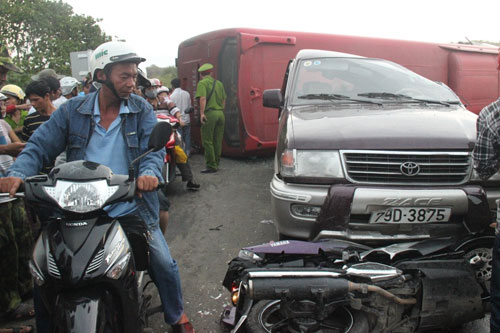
221;238;488;332
360;237;457;261
243;238;371;255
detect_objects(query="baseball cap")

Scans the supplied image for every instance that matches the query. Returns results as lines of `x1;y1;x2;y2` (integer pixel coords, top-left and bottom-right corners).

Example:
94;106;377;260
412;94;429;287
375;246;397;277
31;68;64;81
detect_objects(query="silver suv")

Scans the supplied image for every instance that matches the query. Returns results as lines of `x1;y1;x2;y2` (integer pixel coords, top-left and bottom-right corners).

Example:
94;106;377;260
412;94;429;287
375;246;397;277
264;49;498;242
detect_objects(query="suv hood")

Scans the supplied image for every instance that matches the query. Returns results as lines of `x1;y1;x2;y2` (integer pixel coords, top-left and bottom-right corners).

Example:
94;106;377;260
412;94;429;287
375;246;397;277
290;105;477;150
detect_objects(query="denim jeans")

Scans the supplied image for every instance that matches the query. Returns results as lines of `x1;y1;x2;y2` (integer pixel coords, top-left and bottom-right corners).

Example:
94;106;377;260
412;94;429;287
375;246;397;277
117;214;184;324
144;220;184;324
178;124;191;157
492;234;500;332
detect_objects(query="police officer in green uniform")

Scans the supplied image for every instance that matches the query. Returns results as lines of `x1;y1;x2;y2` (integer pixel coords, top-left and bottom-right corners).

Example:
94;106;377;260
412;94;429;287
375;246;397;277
195;63;226;173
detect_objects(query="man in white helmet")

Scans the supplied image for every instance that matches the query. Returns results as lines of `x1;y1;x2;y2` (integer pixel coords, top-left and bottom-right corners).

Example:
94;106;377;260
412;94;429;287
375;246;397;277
59;76;80;101
0;41;194;333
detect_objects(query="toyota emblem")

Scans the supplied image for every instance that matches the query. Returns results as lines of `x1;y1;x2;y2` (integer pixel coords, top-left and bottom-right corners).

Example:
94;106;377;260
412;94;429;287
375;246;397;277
400;162;420;176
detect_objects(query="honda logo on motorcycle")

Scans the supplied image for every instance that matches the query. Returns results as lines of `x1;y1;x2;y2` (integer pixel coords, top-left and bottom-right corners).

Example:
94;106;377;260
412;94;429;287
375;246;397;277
400;162;420;176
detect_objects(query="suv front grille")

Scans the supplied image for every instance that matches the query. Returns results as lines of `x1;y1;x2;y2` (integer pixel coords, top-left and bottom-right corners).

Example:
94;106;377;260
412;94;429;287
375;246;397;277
341;150;471;185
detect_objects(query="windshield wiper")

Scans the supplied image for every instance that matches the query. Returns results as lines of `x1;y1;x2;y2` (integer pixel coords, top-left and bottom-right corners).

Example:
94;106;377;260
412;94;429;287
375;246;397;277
297;93;382;105
358;92;453;106
358;92;411;99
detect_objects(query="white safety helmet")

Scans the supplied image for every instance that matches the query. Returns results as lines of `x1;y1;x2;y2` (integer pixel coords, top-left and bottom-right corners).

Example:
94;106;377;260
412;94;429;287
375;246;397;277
150;78;161;87
60;76;80;95
157;86;169;94
137;63;151;88
89;41;146;81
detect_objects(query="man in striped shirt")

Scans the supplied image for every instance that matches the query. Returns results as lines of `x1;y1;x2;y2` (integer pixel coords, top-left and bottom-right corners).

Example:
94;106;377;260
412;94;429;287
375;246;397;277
22;80;56;176
21;81;55;143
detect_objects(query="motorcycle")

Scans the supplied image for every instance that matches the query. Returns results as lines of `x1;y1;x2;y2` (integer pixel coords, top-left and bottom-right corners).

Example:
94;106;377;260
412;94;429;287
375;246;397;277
156;113;181;188
221;235;493;333
7;122;172;332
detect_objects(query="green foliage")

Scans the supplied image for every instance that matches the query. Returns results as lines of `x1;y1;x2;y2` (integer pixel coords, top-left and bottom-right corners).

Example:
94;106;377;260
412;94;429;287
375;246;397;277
147;65;178;89
457;40;500;47
472;40;500;47
0;0;110;88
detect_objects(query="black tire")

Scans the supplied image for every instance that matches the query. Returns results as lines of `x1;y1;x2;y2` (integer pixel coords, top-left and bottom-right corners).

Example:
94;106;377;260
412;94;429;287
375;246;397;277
245;299;370;333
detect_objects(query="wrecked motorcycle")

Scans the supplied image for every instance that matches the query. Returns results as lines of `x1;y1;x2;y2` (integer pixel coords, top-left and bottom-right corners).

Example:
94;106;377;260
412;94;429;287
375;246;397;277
221;236;492;332
221;178;495;332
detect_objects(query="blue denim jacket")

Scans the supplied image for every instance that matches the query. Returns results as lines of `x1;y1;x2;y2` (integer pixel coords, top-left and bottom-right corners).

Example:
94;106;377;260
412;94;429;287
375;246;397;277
8;91;164;227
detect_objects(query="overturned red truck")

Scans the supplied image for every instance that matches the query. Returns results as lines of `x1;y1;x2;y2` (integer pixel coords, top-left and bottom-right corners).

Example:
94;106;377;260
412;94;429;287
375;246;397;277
177;28;499;156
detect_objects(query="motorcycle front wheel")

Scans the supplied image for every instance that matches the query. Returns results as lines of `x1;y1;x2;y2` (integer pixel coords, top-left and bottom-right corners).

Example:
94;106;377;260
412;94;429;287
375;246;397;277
245;300;369;333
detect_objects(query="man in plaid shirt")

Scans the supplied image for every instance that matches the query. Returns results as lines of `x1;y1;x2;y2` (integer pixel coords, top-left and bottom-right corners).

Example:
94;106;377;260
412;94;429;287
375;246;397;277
473;96;500;332
473;98;500;180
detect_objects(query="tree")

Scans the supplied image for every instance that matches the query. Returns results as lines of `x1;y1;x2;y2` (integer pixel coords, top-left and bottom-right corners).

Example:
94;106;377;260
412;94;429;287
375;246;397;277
147;65;178;89
0;0;110;87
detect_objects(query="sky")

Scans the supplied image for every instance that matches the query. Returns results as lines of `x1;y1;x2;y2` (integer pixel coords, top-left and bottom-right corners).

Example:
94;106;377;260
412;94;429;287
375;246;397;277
64;0;500;68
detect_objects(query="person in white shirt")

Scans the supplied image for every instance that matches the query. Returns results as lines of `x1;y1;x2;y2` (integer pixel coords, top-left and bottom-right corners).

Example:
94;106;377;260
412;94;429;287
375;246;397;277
169;78;192;156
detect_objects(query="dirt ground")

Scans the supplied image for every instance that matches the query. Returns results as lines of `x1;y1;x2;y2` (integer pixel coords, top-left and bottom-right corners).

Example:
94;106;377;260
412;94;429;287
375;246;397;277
0;153;489;332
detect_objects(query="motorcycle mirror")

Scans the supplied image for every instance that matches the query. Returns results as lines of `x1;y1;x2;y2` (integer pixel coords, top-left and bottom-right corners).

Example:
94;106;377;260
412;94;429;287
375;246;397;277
148;122;172;152
128;122;173;181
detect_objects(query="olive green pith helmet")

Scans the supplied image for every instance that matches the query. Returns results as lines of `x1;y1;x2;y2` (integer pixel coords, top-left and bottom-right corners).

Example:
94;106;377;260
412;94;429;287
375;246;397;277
0;44;22;73
198;63;213;72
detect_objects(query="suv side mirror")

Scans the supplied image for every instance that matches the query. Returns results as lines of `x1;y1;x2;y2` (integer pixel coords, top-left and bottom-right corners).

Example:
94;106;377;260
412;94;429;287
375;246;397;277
263;89;283;109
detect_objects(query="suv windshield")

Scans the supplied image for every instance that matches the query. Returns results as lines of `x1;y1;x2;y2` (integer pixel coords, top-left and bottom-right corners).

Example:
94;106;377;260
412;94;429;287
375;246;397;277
291;57;460;106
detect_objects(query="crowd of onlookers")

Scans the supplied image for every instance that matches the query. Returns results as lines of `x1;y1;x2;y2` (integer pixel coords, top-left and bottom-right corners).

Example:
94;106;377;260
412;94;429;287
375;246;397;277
0;42;199;332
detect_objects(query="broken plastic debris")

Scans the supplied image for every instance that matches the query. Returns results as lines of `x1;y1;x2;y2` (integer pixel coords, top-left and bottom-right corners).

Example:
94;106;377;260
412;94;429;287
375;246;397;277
197;310;212;316
210;293;222;300
260;220;274;224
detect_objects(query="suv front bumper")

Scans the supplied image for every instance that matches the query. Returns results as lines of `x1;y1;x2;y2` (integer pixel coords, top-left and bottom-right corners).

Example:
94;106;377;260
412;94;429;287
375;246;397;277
270;175;494;242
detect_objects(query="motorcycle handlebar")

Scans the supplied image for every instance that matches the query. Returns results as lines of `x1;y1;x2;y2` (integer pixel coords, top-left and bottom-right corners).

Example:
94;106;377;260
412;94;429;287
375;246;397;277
0;192;25;199
0;182;25;198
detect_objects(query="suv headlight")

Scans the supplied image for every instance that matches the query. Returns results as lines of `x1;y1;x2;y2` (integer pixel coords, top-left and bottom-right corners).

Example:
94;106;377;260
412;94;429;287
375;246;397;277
280;149;344;178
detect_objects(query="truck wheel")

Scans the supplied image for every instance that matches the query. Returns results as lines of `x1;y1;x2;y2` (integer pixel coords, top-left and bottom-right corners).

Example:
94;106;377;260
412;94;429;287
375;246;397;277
245;299;369;333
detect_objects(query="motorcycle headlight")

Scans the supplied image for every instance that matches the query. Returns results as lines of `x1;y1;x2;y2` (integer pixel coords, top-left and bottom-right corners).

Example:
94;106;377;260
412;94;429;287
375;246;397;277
238;249;262;262
106;252;131;280
43;179;119;213
280;149;345;178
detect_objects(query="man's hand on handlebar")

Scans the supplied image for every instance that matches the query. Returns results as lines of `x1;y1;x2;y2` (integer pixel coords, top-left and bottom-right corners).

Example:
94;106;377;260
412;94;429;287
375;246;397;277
0;177;24;197
136;175;159;198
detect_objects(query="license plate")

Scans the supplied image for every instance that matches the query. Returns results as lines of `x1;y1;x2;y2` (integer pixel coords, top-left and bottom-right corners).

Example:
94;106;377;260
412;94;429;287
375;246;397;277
369;207;451;224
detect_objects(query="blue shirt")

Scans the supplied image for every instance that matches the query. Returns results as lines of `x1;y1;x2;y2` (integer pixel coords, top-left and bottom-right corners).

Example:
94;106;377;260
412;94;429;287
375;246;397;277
8;91;164;229
84;96;137;217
